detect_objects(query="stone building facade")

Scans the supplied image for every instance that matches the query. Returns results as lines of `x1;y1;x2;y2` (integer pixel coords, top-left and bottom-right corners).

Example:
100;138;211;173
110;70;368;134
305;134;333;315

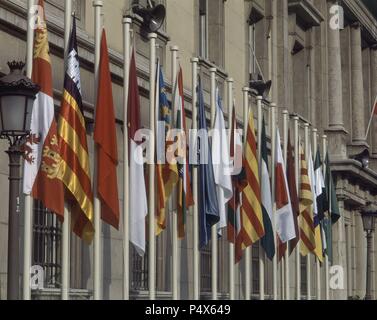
0;0;376;300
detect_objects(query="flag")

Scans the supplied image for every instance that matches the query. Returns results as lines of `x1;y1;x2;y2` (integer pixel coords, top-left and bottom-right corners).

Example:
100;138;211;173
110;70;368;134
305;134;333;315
93;29;120;229
260;117;275;260
155;61;179;235
227;107;244;261
299;145;316;256
237;108;265;261
23;0;64;217
275;129;296;261
57;18;94;243
128;48;148;256
198;78;219;249
212;88;233;234
310;149;324;262
287;133;300;255
174;67;194;238
324;152;341;263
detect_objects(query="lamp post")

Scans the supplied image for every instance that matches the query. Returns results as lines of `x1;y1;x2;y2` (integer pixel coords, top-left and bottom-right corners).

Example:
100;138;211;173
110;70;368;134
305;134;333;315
361;203;377;301
0;61;39;300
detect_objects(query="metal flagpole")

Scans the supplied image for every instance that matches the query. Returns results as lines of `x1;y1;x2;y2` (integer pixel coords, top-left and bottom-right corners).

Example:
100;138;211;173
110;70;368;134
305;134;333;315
270;102;278;300
61;0;72;301
210;67;218;301
256;96;265;300
122;15;132;301
170;45;180;300
23;0;35;301
282;110;290;300
148;32;157;301
312;128;321;300
242;87;250;300
227;78;235;300
304;123;311;301
92;0;103;301
322;134;330;300
294;116;301;300
191;57;200;300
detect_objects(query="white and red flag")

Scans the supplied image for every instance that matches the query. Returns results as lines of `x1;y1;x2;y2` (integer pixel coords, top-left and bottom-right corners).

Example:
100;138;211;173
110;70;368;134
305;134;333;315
23;0;64;217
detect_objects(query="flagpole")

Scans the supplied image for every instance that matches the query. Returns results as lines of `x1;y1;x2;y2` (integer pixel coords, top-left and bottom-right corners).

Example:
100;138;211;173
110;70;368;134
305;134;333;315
210;67;218;301
294;115;301;300
23;0;35;301
282;110;290;300
61;0;72;301
256;96;265;300
227;78;235;300
191;57;200;300
322;134;330;300
270;102;278;300
148;32;157;301
304;123;311;301
364;95;377;140
312;128;321;300
170;45;180;300
242;87;251;300
122;15;132;301
92;0;103;301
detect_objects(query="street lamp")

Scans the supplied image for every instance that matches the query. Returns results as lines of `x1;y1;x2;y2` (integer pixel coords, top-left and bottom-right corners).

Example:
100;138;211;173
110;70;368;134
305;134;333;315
361;203;377;301
0;61;39;300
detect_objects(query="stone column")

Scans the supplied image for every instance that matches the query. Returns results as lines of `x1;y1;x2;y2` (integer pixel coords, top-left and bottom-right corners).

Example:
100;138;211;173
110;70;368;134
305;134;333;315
350;23;367;145
370;46;377;158
327;1;344;129
325;0;348;158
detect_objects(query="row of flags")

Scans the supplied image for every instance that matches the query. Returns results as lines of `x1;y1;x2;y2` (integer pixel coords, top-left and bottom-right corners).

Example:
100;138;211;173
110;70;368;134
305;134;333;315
23;1;119;244
24;1;341;266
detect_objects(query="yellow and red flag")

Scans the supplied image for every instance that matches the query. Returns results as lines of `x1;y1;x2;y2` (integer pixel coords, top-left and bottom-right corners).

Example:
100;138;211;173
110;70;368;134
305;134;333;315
237;109;265;262
58;18;94;243
156;61;178;235
299;145;316;256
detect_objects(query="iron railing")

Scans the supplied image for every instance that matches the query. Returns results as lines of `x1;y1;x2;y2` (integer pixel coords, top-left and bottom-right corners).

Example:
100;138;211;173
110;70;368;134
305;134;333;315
32;201;62;289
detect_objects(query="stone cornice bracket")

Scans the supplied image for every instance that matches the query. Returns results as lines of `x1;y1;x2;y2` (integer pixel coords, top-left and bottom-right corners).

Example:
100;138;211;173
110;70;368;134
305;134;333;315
288;0;324;30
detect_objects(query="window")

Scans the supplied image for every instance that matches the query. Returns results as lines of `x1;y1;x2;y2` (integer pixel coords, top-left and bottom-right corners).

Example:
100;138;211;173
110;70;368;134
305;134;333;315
131;246;149;292
252;244;260;297
199;0;208;59
248;6;265;82
200;246;211;294
32;201;62;289
301;256;308;297
45;0;85;26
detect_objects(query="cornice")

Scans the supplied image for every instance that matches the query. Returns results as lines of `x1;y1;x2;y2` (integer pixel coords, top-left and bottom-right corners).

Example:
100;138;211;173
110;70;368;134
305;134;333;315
343;0;377;45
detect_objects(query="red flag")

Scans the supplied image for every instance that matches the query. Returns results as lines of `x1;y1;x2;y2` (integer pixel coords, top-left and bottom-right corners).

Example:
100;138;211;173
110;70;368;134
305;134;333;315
94;30;120;229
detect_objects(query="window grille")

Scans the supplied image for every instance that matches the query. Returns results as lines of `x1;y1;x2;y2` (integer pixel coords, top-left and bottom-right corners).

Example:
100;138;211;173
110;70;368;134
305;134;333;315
32;201;62;289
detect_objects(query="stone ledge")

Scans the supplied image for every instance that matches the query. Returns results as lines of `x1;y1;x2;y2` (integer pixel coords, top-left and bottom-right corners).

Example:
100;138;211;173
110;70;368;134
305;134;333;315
32;288;92;300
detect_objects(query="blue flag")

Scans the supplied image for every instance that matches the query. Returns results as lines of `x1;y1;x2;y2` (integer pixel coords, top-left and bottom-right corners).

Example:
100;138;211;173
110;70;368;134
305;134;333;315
198;78;219;250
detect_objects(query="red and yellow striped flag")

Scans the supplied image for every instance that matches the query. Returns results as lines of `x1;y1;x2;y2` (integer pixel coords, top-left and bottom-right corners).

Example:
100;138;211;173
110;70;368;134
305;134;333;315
156;62;179;235
237;109;265;262
58;18;94;243
175;67;194;238
299;145;316;256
